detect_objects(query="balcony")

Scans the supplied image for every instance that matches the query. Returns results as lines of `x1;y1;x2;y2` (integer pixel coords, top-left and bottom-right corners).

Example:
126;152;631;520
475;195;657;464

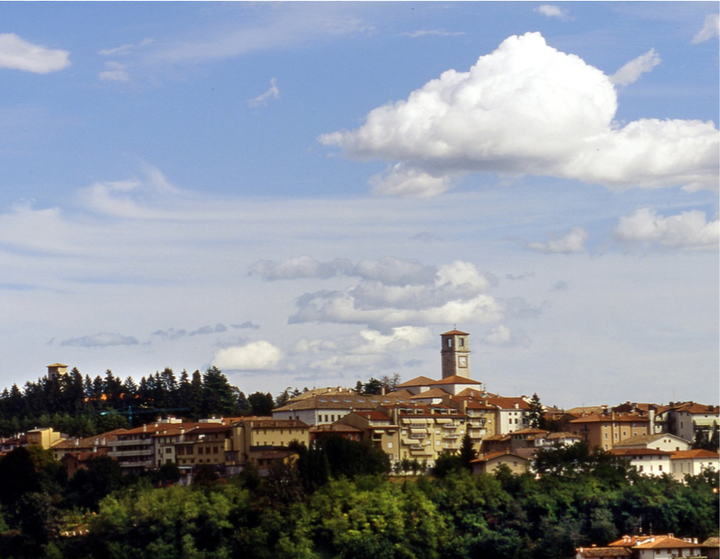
108;448;153;458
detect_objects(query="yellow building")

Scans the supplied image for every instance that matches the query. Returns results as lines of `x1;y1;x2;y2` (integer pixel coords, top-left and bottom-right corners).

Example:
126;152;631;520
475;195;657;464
27;427;64;449
568;412;650;451
228;417;309;471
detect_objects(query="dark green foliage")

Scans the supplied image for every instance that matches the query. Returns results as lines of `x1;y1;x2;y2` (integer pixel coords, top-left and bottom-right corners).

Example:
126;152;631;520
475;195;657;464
248;391;275;416
65;456;123;510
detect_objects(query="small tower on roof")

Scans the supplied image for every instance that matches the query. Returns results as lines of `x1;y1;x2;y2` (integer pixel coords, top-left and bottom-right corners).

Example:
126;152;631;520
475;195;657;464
440;329;470;379
47;363;68;381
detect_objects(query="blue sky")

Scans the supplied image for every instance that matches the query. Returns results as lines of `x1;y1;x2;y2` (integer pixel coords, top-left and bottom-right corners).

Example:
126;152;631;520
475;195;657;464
0;2;717;408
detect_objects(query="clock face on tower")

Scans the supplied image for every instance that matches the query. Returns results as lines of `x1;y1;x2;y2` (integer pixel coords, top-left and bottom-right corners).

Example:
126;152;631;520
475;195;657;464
458;356;468;368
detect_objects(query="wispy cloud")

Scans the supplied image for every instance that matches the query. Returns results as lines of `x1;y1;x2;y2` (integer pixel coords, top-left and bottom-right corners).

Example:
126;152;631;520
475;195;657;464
692;13;719;44
534;5;571;20
0;33;70;74
481;325;531;348
527;227;589;254
248;78;280;108
400;29;465;38
610;48;661;86
99;61;130;82
61;333;139;348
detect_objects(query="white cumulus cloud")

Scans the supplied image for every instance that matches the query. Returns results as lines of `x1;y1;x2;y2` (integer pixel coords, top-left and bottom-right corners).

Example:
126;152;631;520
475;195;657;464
0;33;70;73
610;48;661;86
615;208;719;250
212;340;284;371
320;32;718;196
527;226;589;254
692;13;720;44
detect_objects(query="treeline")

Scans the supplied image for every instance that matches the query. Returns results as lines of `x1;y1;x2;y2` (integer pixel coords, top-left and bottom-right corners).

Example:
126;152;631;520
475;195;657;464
0;440;716;559
0;367;279;438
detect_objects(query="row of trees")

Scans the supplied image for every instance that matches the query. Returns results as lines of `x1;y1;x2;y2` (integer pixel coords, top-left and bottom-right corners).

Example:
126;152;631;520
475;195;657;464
0;367;283;438
0;439;716;559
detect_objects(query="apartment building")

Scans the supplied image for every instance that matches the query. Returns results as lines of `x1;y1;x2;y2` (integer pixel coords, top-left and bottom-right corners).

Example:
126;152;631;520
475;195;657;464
228;417;310;470
656;402;719;442
108;420;198;475
568;412;650;451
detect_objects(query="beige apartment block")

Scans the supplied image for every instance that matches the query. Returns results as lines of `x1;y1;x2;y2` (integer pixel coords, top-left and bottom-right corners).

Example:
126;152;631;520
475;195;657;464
229;417;309;469
568;412;650;451
338;410;399;461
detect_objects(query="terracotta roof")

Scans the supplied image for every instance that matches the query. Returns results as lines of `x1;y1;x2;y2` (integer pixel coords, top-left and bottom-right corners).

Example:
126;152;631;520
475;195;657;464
274;393;412;412
566;406;607;415
667;401;719;415
633;536;703;549
613;433;685;447
486;396;530;410
410;388;451;400
483;434;510;442
237;418;309;429
118;422;199;436
472;450;530;463
397;376;436;388
510;427;548;436
454;388;497;399
702;537;720;547
441;329;469;336
569;412;648;424
670;449;719;459
610;448;671;457
431;375;482;386
575;548;632;557
351;410;392;421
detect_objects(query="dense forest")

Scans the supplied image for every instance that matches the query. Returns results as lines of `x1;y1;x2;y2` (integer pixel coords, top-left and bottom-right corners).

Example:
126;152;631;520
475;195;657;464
0;439;717;559
0;367;279;437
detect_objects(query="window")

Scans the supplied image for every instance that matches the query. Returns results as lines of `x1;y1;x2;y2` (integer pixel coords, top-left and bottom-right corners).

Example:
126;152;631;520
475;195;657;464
447;339;452;347
459;338;464;347
658;465;662;471
388;442;393;449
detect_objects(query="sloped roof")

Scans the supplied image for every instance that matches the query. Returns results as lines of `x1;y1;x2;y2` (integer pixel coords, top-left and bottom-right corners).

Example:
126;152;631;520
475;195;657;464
487;396;530;410
613;433;685;447
472;450;530;463
569;412;648;424
431;375;482;386
397;376;436;388
275;392;412;412
670;449;719;459
236;417;309;429
441;329;469;336
610;448;671;457
633;536;702;549
410;388;451;400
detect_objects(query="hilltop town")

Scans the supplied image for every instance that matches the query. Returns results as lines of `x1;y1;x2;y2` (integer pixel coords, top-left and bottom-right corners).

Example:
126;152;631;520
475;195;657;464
3;330;717;482
0;330;717;559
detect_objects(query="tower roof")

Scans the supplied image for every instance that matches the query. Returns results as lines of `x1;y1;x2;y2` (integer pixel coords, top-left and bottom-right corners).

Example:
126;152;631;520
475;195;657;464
441;329;469;336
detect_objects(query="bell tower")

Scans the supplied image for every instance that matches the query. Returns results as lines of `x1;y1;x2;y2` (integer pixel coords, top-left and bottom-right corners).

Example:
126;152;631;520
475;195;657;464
440;329;470;379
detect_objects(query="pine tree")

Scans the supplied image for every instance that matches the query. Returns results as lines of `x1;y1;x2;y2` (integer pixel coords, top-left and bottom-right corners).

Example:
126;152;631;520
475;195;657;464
528;393;544;429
